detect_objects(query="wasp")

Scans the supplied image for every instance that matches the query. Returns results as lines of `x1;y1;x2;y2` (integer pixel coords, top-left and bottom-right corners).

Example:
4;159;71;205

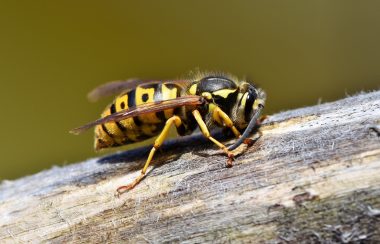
71;72;266;194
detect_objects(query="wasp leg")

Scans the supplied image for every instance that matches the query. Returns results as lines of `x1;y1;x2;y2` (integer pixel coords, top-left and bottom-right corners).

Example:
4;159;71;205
116;115;183;195
213;107;254;146
192;109;235;167
213;106;241;138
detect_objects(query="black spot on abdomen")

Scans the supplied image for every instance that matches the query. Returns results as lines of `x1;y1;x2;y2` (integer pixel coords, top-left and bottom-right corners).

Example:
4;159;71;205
142;93;149;102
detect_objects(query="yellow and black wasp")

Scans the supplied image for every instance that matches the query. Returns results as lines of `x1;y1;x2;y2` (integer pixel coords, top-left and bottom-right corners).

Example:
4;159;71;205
71;72;266;194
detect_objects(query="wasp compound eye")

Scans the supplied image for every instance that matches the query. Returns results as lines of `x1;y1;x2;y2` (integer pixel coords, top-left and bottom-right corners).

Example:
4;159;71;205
244;87;257;120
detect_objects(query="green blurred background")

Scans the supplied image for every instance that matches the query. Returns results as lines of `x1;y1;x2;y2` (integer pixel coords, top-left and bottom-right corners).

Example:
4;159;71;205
0;1;379;180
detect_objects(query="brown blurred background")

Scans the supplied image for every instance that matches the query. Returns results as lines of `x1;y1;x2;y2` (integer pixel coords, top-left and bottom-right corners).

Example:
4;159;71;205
0;1;379;180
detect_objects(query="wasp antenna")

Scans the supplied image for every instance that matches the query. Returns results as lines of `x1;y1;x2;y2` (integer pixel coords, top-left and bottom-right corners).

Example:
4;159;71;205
228;105;264;150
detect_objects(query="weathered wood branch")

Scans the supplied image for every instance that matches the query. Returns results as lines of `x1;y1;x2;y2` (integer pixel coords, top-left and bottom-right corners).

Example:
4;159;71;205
1;91;380;243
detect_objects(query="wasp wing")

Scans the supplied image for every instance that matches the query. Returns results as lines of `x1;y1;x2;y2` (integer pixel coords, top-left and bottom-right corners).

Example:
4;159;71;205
87;79;190;102
70;95;204;135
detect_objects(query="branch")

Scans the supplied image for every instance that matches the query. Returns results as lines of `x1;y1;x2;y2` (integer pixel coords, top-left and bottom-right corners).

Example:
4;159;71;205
1;91;380;243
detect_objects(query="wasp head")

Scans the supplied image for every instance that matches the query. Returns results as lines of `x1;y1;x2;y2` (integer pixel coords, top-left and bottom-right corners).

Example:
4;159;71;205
233;82;266;130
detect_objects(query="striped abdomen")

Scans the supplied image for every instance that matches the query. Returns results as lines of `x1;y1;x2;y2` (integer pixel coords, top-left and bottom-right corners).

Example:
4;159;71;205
95;82;183;150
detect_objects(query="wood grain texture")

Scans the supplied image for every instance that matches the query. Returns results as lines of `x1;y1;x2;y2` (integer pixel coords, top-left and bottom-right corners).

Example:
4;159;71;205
1;91;380;243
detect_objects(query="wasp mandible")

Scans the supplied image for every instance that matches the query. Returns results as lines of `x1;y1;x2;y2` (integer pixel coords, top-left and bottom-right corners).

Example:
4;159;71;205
71;72;266;195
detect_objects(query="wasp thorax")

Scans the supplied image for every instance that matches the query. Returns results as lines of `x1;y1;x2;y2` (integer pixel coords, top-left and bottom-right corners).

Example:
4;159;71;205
190;76;239;112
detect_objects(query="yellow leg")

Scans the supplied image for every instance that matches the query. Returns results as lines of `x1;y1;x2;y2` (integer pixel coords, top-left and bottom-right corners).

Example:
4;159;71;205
213;107;255;146
213;107;241;138
117;116;183;195
192;110;235;167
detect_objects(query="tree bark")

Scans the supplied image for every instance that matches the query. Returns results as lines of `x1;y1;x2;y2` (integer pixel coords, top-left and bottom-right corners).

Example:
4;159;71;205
1;91;380;243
